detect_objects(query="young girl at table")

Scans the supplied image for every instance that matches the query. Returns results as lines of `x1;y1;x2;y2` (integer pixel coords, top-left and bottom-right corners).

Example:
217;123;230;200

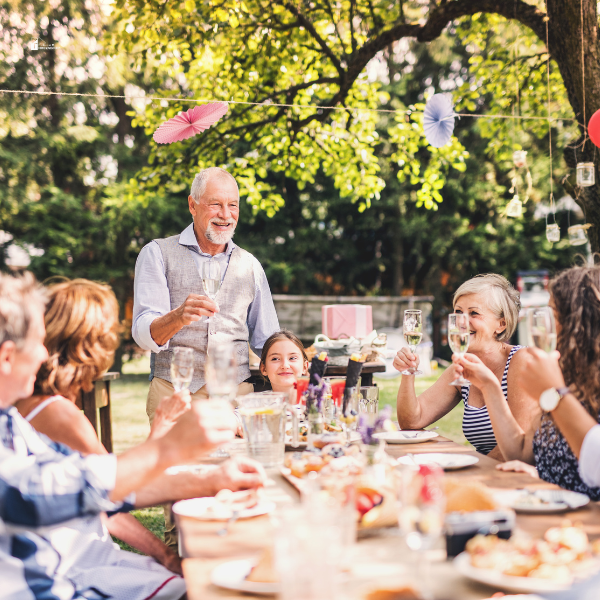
259;329;309;394
454;265;600;500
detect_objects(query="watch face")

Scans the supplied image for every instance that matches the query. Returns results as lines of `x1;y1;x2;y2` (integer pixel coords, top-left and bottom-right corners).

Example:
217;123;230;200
540;388;560;412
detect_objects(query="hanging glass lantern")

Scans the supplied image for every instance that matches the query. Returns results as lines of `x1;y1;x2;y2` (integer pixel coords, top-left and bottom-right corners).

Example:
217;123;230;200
576;162;595;187
568;224;590;246
506;195;523;218
512;150;528;168
546;223;560;243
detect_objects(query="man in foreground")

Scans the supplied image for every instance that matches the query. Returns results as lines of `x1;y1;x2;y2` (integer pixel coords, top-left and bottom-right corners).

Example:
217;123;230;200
0;272;265;599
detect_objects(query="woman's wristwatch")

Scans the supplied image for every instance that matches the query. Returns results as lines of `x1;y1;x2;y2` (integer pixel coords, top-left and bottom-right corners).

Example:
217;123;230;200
539;386;570;412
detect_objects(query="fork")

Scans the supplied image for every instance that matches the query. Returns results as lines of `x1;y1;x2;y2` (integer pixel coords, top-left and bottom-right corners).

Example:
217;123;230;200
217;510;240;536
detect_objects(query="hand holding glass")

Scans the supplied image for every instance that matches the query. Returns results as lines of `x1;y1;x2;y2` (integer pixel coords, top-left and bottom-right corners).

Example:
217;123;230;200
448;313;470;386
527;307;557;354
402;309;423;375
170;347;194;392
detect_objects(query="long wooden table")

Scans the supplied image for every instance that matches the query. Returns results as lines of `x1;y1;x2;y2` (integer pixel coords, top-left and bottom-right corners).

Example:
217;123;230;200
177;436;600;599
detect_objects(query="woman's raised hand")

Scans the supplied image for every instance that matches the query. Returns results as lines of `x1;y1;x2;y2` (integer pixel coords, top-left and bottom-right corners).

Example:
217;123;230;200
453;353;499;392
519;348;565;399
393;347;420;374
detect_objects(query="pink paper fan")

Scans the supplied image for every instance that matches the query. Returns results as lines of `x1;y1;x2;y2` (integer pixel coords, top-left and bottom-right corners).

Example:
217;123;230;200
153;102;229;144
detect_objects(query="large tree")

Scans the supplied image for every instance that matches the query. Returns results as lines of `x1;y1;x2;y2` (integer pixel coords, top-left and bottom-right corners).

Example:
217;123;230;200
109;0;600;247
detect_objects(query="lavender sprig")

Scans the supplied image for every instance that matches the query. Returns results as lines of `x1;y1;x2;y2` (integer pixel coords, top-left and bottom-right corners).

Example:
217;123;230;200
358;405;392;445
304;374;326;415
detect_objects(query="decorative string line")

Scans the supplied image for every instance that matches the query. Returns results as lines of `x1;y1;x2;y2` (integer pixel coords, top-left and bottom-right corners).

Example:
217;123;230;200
0;88;580;124
581;0;587;145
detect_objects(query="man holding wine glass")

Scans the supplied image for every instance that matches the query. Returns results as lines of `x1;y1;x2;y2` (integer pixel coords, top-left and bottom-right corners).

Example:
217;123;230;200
132;167;279;550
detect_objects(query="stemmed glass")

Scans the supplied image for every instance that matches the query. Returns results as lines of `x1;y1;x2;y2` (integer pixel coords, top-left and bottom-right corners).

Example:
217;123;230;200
170;347;194;392
201;260;221;322
448;313;470;386
205;342;237;457
397;464;445;599
527;307;557;354
402;309;423;375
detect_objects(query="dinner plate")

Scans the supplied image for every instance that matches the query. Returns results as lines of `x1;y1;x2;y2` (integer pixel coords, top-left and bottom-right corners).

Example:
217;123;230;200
396;452;479;471
373;431;439;444
285;431;362;448
172;497;276;520
493;489;590;514
454;552;573;593
211;559;279;595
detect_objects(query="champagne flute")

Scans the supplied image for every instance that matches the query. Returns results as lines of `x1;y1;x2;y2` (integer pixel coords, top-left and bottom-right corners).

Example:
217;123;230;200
205;342;237;403
527;307;557;353
170;347;194;392
201;260;221;323
448;313;470;386
402;309;423;375
205;342;237;457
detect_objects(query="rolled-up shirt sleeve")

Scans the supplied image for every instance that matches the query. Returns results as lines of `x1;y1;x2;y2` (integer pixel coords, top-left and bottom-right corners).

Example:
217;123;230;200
247;260;280;356
132;242;172;353
579;424;600;488
0;435;124;527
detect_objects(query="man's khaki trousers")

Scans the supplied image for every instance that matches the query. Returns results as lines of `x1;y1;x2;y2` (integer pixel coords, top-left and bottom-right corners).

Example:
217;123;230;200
146;377;254;551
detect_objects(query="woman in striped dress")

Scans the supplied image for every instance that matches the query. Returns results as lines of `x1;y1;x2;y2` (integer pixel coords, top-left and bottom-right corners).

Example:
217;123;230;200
394;274;537;459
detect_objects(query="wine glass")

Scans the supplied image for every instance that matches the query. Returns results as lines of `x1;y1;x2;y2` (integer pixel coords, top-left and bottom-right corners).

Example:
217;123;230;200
402;309;423;375
201;260;221;322
448;313;470;386
397;464;445;598
170;347;194;392
205;342;237;457
527;307;557;354
205;342;237;403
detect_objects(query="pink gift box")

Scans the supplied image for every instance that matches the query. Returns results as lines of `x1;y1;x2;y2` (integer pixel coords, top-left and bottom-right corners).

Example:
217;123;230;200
322;304;373;339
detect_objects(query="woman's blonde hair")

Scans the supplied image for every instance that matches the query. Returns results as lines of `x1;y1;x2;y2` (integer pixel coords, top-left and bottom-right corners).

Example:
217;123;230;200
35;279;121;400
453;274;521;342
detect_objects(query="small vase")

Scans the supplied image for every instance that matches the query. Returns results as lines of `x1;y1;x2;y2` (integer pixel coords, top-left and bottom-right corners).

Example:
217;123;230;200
307;411;324;449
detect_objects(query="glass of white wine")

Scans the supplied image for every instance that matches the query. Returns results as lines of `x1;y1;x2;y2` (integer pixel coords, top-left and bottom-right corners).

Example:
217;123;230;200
448;313;470;386
527;307;557;353
170;347;194;392
402;309;423;375
201;260;221;322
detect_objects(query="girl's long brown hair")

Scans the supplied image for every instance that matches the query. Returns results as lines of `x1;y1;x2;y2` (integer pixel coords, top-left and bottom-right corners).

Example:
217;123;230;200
551;265;600;417
35;279;121;401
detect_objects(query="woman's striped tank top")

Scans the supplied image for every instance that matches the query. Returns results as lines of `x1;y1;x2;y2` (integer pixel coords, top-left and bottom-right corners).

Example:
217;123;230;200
460;345;522;455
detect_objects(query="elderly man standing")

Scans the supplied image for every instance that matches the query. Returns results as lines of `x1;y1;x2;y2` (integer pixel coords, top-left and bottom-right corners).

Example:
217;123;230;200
133;167;279;421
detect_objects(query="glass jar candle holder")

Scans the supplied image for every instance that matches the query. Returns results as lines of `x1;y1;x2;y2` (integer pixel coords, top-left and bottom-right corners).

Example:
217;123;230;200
512;150;528;168
568;224;589;246
506;195;523;218
576;162;595;187
546;223;560;243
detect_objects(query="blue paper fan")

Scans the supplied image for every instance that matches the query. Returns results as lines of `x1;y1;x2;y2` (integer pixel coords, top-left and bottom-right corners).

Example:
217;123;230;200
423;94;456;148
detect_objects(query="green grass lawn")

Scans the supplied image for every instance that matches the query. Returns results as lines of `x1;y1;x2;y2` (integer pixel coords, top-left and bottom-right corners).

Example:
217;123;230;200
111;358;470;550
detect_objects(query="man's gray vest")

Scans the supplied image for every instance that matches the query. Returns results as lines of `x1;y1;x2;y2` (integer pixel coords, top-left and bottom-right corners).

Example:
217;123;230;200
153;235;255;392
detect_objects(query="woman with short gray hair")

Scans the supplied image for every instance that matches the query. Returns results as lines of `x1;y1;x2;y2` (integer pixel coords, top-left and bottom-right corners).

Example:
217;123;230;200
393;273;537;459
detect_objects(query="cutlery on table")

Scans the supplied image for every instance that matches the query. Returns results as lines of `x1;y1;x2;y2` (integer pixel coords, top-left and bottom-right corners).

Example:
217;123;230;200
217;510;240;537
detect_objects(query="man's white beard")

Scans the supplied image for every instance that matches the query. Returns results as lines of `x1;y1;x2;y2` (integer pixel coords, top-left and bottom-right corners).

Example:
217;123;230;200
205;220;236;245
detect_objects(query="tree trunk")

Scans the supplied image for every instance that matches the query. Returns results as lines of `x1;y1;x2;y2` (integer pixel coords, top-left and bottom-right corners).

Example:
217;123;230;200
546;0;600;251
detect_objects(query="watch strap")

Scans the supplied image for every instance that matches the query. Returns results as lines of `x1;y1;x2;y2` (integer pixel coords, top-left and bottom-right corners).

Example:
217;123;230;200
556;386;570;398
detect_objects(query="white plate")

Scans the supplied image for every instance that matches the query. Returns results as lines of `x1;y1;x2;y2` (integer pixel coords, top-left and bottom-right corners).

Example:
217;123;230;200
454;552;574;593
396;452;479;471
172;497;276;520
211;559;279;596
373;430;439;444
493;489;590;514
285;431;362;448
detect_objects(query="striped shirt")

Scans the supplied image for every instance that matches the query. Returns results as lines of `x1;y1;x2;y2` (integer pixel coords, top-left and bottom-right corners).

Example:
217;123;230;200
461;345;522;455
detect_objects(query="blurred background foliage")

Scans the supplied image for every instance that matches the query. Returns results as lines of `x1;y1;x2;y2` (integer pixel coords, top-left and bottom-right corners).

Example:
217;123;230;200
0;1;583;367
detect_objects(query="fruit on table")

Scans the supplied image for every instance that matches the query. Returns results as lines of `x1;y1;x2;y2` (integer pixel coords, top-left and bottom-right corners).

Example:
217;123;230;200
356;486;384;517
